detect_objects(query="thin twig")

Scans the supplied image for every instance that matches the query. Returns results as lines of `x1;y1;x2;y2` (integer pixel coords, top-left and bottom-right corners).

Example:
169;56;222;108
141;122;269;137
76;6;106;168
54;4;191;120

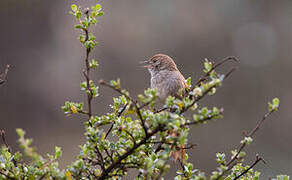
226;111;273;166
194;56;239;87
105;104;128;139
82;10;93;126
38;173;48;180
154;107;169;114
124;129;137;145
233;155;263;180
95;146;105;171
99;80;149;136
215;110;276;180
178;159;187;177
98;125;163;180
180;83;218;114
181;65;237;115
0;130;17;166
0;130;11;152
0;170;15;180
183;109;224;126
104;148;114;163
0;64;10;85
139;100;152;109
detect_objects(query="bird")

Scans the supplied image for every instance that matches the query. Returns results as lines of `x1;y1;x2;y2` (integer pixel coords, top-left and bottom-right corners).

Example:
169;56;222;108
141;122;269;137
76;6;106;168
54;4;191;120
143;53;188;102
143;53;188;162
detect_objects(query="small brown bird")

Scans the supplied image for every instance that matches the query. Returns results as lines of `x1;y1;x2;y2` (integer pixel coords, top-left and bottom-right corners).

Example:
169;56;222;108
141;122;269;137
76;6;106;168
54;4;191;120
144;53;187;161
143;54;187;102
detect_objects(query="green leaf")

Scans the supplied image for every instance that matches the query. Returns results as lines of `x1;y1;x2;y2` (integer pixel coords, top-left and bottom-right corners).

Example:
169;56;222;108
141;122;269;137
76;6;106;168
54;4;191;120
186;77;192;87
268;97;280;112
55;146;62;159
203;58;212;73
96;4;102;11
277;175;290;180
89;59;99;69
71;4;77;12
74;24;83;29
16;128;25;137
97;11;104;16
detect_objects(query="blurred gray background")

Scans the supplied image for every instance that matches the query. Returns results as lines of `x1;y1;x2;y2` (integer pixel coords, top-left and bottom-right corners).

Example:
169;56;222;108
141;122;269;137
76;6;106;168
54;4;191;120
0;0;291;178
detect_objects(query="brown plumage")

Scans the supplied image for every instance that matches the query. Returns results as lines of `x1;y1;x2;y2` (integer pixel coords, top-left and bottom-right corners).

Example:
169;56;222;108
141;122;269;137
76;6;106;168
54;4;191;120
144;54;187;102
144;53;187;162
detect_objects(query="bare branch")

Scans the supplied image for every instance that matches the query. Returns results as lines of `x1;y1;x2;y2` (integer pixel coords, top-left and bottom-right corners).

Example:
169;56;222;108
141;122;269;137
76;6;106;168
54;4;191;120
226;110;274;167
0;64;10;85
215;110;277;180
0;130;11;152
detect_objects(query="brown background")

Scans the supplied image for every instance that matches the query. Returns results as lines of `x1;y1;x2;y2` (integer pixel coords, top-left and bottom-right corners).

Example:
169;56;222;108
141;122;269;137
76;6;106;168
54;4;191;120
0;0;291;178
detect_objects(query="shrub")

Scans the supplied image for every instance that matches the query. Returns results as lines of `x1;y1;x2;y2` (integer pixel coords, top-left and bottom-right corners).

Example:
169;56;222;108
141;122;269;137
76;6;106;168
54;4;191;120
0;2;289;180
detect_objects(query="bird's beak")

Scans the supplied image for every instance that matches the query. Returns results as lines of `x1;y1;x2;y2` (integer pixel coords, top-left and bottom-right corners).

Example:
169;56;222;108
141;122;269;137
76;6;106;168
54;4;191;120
140;60;152;69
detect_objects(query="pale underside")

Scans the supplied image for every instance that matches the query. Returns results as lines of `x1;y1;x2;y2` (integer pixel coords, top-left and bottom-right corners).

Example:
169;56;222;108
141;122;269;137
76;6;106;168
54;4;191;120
150;70;186;102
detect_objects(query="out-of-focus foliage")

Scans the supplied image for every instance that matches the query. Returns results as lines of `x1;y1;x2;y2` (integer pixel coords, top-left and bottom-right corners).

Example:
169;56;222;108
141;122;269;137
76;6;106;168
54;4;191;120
0;2;289;180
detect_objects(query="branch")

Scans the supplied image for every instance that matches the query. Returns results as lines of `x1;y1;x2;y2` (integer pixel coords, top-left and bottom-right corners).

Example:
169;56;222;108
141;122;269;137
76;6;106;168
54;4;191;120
0;170;15;180
194;56;239;87
98;125;164;180
215;110;277;180
181;66;237;115
124;129;137;145
154;59;237;115
0;130;11;152
95;146;105;171
226;110;274;166
0;64;10;85
99;80;149;136
154;107;169;114
82;10;93;125
233;155;264;180
105;103;128;139
0;130;17;167
180;83;218;114
183;109;223;126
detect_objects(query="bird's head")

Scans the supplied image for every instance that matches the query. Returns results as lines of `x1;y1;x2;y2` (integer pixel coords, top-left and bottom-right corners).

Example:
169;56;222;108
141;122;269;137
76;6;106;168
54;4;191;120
142;54;178;75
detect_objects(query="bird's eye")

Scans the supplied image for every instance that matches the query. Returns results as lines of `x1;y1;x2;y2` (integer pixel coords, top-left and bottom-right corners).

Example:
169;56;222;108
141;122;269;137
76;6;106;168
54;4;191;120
153;59;157;63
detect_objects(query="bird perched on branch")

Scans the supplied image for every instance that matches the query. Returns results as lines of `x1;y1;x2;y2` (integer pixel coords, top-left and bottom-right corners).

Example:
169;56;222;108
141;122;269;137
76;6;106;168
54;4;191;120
143;53;188;161
143;54;188;102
